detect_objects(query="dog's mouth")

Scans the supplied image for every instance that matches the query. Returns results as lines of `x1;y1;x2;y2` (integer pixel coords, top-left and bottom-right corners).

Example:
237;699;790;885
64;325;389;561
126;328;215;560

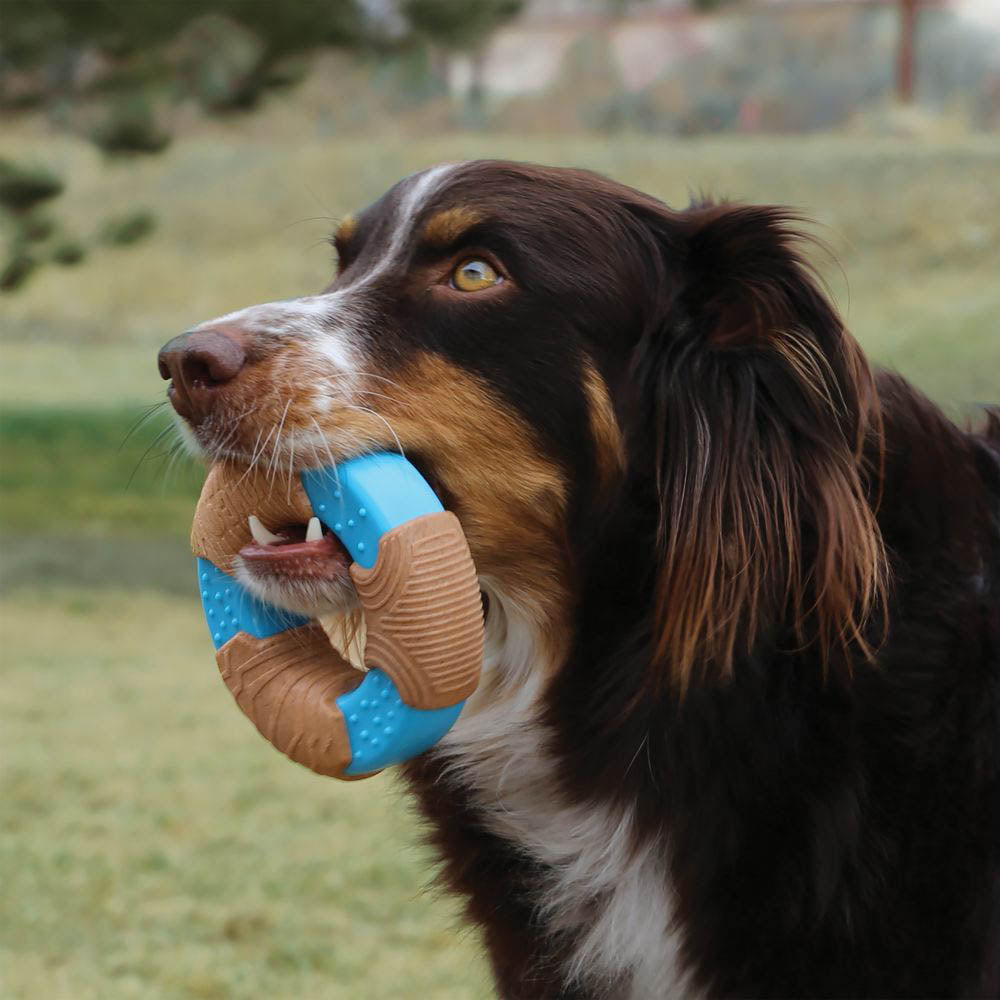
219;451;455;618
239;513;351;581
231;508;358;618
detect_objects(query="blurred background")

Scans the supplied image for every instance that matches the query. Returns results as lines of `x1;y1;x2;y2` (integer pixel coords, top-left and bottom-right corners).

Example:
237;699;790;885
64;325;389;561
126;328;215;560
2;1;998;997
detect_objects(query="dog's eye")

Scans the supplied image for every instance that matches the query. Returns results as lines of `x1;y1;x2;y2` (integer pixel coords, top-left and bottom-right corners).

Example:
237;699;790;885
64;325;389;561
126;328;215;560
451;259;501;292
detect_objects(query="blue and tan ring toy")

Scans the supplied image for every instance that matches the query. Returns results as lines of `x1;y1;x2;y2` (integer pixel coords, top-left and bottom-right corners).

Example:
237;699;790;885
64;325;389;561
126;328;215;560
191;454;483;779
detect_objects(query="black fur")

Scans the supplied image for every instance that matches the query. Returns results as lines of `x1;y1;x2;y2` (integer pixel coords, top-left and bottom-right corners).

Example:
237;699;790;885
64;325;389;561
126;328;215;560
401;164;1000;998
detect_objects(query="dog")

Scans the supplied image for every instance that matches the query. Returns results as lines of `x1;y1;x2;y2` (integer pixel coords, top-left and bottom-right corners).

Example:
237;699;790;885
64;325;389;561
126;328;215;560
159;161;1000;998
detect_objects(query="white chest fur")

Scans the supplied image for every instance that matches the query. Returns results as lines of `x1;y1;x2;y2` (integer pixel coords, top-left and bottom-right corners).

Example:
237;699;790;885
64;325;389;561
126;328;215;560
437;586;696;999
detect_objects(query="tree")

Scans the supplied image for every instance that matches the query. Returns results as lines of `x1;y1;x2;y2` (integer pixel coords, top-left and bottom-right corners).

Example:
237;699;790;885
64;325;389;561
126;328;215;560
2;0;363;70
2;0;366;125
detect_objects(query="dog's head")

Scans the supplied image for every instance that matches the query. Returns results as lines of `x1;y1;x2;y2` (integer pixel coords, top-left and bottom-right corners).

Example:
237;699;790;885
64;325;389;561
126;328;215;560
160;161;884;695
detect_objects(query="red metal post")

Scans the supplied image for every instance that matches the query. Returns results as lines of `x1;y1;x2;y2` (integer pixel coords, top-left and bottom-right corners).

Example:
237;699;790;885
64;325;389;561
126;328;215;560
897;0;917;103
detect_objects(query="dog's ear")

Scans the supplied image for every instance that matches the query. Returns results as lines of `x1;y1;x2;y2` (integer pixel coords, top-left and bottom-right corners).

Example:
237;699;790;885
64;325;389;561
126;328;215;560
629;201;886;690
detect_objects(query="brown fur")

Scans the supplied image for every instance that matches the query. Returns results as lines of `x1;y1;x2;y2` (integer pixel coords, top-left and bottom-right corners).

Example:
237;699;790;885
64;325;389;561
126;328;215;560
422;206;484;247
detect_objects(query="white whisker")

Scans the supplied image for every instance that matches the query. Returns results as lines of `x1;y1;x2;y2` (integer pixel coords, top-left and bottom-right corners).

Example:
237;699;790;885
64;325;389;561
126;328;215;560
339;402;406;458
309;415;346;480
236;424;269;488
267;398;292;485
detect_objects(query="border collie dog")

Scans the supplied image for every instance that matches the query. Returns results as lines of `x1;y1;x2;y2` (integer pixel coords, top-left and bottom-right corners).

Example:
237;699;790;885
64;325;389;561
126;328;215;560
159;162;1000;998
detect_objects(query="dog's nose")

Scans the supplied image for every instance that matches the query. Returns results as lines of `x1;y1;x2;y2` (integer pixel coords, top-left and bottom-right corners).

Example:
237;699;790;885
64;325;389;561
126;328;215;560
158;328;246;422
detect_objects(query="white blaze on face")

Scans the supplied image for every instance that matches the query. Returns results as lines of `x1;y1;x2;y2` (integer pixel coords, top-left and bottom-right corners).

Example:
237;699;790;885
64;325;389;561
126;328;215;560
301;161;462;383
193;294;342;338
189;162;464;416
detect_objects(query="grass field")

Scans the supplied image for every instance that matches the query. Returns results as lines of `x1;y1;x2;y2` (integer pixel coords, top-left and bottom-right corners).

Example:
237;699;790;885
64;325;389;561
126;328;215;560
0;589;491;1000
2;121;998;999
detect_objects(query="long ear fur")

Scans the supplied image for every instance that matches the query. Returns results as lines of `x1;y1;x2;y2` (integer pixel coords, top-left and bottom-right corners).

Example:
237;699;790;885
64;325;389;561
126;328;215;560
630;202;887;690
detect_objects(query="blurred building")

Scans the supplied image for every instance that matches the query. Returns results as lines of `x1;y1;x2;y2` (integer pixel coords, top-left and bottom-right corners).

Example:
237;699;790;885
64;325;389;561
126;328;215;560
447;0;702;97
444;0;999;132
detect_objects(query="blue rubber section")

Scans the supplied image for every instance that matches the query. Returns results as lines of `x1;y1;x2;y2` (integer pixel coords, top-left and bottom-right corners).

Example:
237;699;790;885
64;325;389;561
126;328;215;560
198;558;308;649
300;454;442;569
337;668;464;776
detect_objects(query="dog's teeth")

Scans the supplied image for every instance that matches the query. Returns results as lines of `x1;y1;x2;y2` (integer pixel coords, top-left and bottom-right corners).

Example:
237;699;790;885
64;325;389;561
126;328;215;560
248;515;282;546
305;516;323;543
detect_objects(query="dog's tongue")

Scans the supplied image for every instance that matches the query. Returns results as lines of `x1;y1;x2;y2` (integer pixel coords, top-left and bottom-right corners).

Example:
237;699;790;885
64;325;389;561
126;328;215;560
239;528;351;580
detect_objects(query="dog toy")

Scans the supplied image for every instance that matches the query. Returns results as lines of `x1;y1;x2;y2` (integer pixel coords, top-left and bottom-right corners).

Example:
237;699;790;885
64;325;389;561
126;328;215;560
191;454;483;779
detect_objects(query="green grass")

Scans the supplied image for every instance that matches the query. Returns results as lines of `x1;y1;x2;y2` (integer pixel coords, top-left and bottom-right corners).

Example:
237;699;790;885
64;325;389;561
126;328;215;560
1;407;201;538
0;588;491;1000
1;406;201;593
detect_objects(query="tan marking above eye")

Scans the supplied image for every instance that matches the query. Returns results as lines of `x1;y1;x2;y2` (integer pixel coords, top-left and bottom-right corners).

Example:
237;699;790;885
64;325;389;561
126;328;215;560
423;206;483;246
452;258;501;292
334;214;357;246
